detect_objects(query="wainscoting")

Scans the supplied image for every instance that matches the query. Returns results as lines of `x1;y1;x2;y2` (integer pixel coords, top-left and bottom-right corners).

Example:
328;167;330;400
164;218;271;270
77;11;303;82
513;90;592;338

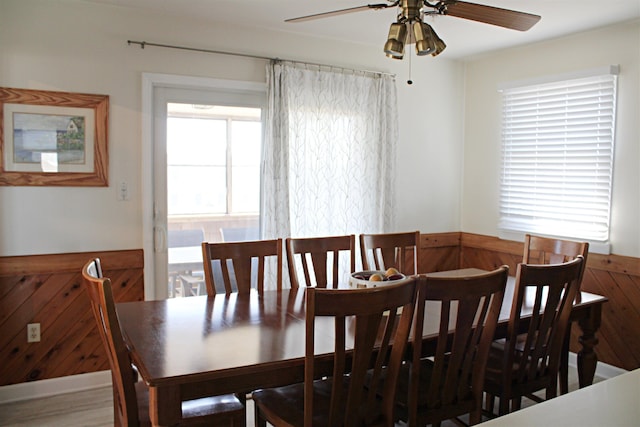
0;250;144;387
0;233;637;391
418;233;640;371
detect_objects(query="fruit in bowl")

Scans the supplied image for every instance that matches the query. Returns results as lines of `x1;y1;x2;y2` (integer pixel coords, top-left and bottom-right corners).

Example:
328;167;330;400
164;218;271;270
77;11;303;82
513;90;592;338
350;268;407;288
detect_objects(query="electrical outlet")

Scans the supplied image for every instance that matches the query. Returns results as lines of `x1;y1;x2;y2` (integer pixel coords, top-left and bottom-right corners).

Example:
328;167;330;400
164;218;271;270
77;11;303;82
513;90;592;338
27;323;40;343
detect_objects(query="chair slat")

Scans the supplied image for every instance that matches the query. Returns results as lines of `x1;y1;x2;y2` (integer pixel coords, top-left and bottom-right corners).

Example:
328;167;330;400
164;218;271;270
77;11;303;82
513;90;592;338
404;267;509;426
485;256;584;416
202;239;283;294
286;235;356;288
360;231;420;275
254;278;417;427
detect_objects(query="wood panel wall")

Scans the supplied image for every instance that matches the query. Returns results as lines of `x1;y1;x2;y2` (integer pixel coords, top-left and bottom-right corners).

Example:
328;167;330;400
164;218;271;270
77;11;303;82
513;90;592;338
418;232;640;371
418;232;461;272
0;250;143;387
1;236;637;387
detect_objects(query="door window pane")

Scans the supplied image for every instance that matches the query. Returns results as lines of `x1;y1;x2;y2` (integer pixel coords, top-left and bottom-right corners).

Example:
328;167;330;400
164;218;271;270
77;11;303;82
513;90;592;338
166;102;262;298
231;166;260;213
232;121;261;166
168;165;226;215
231;120;261;213
167;118;226;165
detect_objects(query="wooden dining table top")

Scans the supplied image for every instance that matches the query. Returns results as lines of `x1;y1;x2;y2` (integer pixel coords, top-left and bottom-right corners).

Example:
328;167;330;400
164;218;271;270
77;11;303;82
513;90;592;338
117;270;606;392
117;269;607;398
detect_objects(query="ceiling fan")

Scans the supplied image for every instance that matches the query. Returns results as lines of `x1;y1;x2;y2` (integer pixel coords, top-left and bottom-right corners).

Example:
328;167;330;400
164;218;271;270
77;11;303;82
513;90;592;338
286;0;541;59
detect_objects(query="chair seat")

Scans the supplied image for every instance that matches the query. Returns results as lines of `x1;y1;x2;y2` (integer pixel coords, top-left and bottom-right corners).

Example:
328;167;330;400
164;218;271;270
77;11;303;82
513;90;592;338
253;377;385;427
134;382;245;426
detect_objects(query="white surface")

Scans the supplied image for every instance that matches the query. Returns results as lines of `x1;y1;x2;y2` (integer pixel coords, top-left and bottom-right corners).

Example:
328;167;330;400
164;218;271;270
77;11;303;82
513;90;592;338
481;369;640;427
349;270;407;288
1;1;637;261
80;0;640;60
0;0;463;258
167;246;201;265
461;20;640;257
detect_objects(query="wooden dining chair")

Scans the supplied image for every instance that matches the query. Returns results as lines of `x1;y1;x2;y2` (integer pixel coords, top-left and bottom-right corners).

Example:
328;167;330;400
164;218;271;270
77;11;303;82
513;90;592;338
359;231;421;275
252;277;417;427
201;238;283;295
394;267;508;426
523;233;589;395
483;256;585;417
523;234;589;268
286;235;356;288
81;258;246;426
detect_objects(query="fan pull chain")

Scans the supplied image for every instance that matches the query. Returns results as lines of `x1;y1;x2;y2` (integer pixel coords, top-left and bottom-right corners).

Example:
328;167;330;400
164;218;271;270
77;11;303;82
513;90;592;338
407;47;413;85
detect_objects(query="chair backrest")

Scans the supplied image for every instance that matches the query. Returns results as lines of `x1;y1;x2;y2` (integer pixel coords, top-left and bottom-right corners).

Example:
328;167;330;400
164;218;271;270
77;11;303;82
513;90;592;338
505;256;585;394
408;267;508;426
523;234;589;282
82;258;139;426
201;238;283;294
305;278;417;426
220;226;260;242
286;235;356;288
359;231;420;275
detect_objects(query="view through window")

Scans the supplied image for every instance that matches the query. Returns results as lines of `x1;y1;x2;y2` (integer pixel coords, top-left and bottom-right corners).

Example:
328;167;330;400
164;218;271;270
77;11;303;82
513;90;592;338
166;103;262;297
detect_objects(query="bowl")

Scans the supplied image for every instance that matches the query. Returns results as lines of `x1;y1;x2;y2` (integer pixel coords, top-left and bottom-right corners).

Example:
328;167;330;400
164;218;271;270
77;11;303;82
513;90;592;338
349;270;407;288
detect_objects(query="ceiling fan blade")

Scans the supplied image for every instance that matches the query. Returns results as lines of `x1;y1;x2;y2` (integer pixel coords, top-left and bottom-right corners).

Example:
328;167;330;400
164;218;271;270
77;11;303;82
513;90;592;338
443;1;540;31
286;3;395;23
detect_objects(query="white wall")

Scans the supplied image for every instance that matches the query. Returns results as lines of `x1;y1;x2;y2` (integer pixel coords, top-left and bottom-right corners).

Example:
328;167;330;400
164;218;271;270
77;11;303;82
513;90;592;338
0;0;464;257
394;59;465;232
462;20;640;257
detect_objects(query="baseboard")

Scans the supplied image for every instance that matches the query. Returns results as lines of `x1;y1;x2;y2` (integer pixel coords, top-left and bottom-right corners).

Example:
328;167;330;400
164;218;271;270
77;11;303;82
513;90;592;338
0;370;112;404
567;352;628;380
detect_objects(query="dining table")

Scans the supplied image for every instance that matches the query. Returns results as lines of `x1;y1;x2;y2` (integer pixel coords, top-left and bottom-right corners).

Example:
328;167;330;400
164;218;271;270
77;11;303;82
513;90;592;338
117;269;608;426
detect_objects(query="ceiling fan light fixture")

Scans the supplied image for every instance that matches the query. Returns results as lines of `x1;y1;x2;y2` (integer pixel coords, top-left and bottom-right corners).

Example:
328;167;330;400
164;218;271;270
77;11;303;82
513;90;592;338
431;30;447;57
413;22;436;56
286;0;541;60
383;22;407;59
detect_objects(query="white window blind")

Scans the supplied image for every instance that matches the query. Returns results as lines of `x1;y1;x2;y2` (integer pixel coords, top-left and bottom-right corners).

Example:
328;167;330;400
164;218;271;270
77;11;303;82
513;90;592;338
499;67;618;244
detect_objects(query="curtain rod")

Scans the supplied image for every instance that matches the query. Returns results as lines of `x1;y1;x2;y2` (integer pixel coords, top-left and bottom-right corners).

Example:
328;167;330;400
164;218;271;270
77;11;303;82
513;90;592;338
126;40;395;78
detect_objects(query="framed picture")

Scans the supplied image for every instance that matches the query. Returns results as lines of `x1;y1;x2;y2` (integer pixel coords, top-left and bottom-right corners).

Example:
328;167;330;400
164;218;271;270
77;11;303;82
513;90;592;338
0;87;108;186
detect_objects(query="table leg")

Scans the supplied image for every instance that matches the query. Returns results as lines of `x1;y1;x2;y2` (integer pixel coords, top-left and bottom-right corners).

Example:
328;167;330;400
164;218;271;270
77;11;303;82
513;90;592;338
576;304;602;388
149;385;181;426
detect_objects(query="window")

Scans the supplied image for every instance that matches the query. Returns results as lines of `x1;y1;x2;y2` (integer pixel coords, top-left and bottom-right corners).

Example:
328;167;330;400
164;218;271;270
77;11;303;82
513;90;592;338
498;66;619;248
167;104;261;216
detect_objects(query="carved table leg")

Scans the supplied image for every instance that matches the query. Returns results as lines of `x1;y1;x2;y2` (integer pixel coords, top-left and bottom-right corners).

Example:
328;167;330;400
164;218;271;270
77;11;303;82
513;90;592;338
577;305;602;388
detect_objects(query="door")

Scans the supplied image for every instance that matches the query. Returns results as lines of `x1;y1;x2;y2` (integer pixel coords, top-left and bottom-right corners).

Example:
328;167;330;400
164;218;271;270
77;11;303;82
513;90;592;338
150;80;265;299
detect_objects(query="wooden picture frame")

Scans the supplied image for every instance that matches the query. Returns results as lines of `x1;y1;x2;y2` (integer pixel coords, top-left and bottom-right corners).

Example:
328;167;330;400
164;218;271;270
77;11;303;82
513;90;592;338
0;87;108;186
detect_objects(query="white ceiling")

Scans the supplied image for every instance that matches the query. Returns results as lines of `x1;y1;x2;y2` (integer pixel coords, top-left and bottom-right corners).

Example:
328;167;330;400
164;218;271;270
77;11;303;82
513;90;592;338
84;0;640;59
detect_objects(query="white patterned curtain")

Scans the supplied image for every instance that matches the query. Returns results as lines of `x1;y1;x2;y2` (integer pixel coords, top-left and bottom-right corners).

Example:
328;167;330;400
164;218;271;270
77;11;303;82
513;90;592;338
261;61;398;287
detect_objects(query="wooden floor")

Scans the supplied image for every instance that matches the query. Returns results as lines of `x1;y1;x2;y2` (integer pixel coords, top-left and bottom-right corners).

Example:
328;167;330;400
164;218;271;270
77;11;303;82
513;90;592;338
0;371;603;426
